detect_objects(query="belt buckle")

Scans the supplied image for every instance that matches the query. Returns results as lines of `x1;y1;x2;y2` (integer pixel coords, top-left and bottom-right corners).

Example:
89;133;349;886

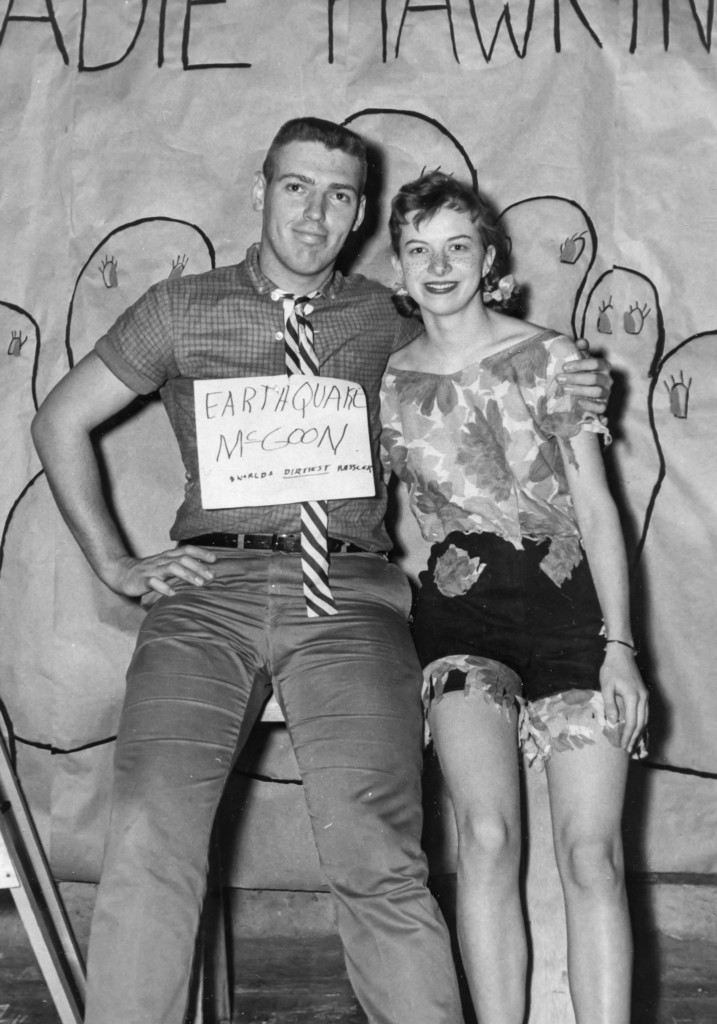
270;534;282;552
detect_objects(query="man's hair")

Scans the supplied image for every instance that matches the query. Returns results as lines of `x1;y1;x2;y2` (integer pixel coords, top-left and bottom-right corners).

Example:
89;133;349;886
388;170;500;256
262;117;368;192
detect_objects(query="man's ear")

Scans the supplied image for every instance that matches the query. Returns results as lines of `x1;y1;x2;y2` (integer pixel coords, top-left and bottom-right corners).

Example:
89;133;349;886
482;245;496;277
351;194;367;233
251;172;266;212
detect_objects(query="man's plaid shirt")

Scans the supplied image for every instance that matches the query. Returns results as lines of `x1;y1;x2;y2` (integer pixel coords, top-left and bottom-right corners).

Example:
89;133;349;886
96;244;418;550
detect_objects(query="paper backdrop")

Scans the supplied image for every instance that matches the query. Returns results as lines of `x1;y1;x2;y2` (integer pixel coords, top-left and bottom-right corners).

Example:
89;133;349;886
1;0;716;883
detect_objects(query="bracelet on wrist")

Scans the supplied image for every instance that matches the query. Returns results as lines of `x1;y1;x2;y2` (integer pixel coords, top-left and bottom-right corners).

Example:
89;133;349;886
606;638;637;653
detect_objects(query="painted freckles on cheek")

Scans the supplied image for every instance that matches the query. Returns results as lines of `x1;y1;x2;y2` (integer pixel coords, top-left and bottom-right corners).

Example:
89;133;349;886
403;254;431;280
402;251;480;280
450;253;480;269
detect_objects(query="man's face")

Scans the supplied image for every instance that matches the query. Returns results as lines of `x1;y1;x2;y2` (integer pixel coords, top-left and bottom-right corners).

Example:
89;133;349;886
252;140;366;293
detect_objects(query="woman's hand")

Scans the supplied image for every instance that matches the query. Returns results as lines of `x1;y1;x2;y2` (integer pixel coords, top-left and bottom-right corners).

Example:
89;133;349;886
599;644;649;754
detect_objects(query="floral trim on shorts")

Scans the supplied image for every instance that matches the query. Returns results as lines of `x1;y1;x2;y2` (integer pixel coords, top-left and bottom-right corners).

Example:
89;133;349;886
433;545;487;597
431;536;585;595
422;654;522;719
518;688;649;772
423;662;648;772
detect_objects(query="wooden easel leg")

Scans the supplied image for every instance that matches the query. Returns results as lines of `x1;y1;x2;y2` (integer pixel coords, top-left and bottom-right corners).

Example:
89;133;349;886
0;811;84;1024
0;731;86;1024
0;737;86;999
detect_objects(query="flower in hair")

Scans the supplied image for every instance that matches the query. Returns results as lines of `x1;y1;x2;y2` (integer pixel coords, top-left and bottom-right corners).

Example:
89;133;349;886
483;274;515;305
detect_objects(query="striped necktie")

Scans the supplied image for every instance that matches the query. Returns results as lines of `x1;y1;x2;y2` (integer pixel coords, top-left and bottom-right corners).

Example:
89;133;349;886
280;292;338;618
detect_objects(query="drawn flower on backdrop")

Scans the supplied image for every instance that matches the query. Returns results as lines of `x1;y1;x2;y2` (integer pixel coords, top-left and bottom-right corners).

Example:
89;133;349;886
169;254;188;279
597;297;613;334
664;370;692;419
433;543;487;597
7;330;27;356
99;255;118;288
559;231;587;264
624;301;650;335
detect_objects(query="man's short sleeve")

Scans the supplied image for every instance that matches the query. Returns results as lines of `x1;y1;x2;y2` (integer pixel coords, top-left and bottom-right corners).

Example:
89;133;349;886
95;281;176;395
391;309;423;352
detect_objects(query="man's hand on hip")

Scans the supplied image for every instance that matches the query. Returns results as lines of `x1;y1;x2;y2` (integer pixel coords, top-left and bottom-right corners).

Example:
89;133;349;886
559;339;613;414
105;545;218;598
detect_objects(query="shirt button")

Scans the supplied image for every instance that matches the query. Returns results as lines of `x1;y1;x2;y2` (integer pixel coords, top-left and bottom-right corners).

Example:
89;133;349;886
270;290;282;301
275;331;284;341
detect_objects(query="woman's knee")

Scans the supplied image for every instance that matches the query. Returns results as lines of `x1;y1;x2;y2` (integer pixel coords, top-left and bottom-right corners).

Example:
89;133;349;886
557;832;625;896
456;810;520;869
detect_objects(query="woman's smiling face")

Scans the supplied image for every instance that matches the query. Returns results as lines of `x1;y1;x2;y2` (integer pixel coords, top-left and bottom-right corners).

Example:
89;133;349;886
394;205;494;318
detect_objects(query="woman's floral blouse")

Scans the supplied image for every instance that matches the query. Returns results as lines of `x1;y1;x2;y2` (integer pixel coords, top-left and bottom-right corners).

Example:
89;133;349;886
380;329;610;587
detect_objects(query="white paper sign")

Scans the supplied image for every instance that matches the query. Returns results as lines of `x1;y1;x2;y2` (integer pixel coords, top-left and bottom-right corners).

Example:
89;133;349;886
193;375;376;508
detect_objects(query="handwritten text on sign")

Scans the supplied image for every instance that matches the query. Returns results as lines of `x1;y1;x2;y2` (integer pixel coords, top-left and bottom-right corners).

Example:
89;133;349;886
194;375;375;508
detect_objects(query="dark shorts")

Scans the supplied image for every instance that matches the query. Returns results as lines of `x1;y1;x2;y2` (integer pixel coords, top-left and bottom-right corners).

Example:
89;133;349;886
412;531;605;703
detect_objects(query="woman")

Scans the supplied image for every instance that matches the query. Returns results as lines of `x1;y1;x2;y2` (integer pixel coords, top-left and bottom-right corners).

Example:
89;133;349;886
380;171;649;1024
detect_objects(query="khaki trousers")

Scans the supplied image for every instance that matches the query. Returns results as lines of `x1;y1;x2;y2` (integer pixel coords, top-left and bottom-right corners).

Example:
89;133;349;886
84;551;463;1024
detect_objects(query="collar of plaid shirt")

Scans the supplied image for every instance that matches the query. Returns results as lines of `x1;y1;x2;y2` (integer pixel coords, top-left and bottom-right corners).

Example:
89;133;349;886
245;242;346;302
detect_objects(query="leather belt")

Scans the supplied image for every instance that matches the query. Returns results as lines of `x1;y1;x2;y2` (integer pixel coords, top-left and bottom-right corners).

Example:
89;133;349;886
181;532;385;556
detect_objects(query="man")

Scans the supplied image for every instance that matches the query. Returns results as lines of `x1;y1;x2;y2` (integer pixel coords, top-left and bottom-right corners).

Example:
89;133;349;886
32;117;609;1024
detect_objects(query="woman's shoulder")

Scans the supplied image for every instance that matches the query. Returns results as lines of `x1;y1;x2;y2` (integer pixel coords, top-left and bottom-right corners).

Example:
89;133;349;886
487;315;576;364
490;312;564;347
385;330;430;371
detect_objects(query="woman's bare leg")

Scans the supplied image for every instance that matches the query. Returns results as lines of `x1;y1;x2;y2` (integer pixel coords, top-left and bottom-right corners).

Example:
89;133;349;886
546;735;632;1024
429;692;525;1024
